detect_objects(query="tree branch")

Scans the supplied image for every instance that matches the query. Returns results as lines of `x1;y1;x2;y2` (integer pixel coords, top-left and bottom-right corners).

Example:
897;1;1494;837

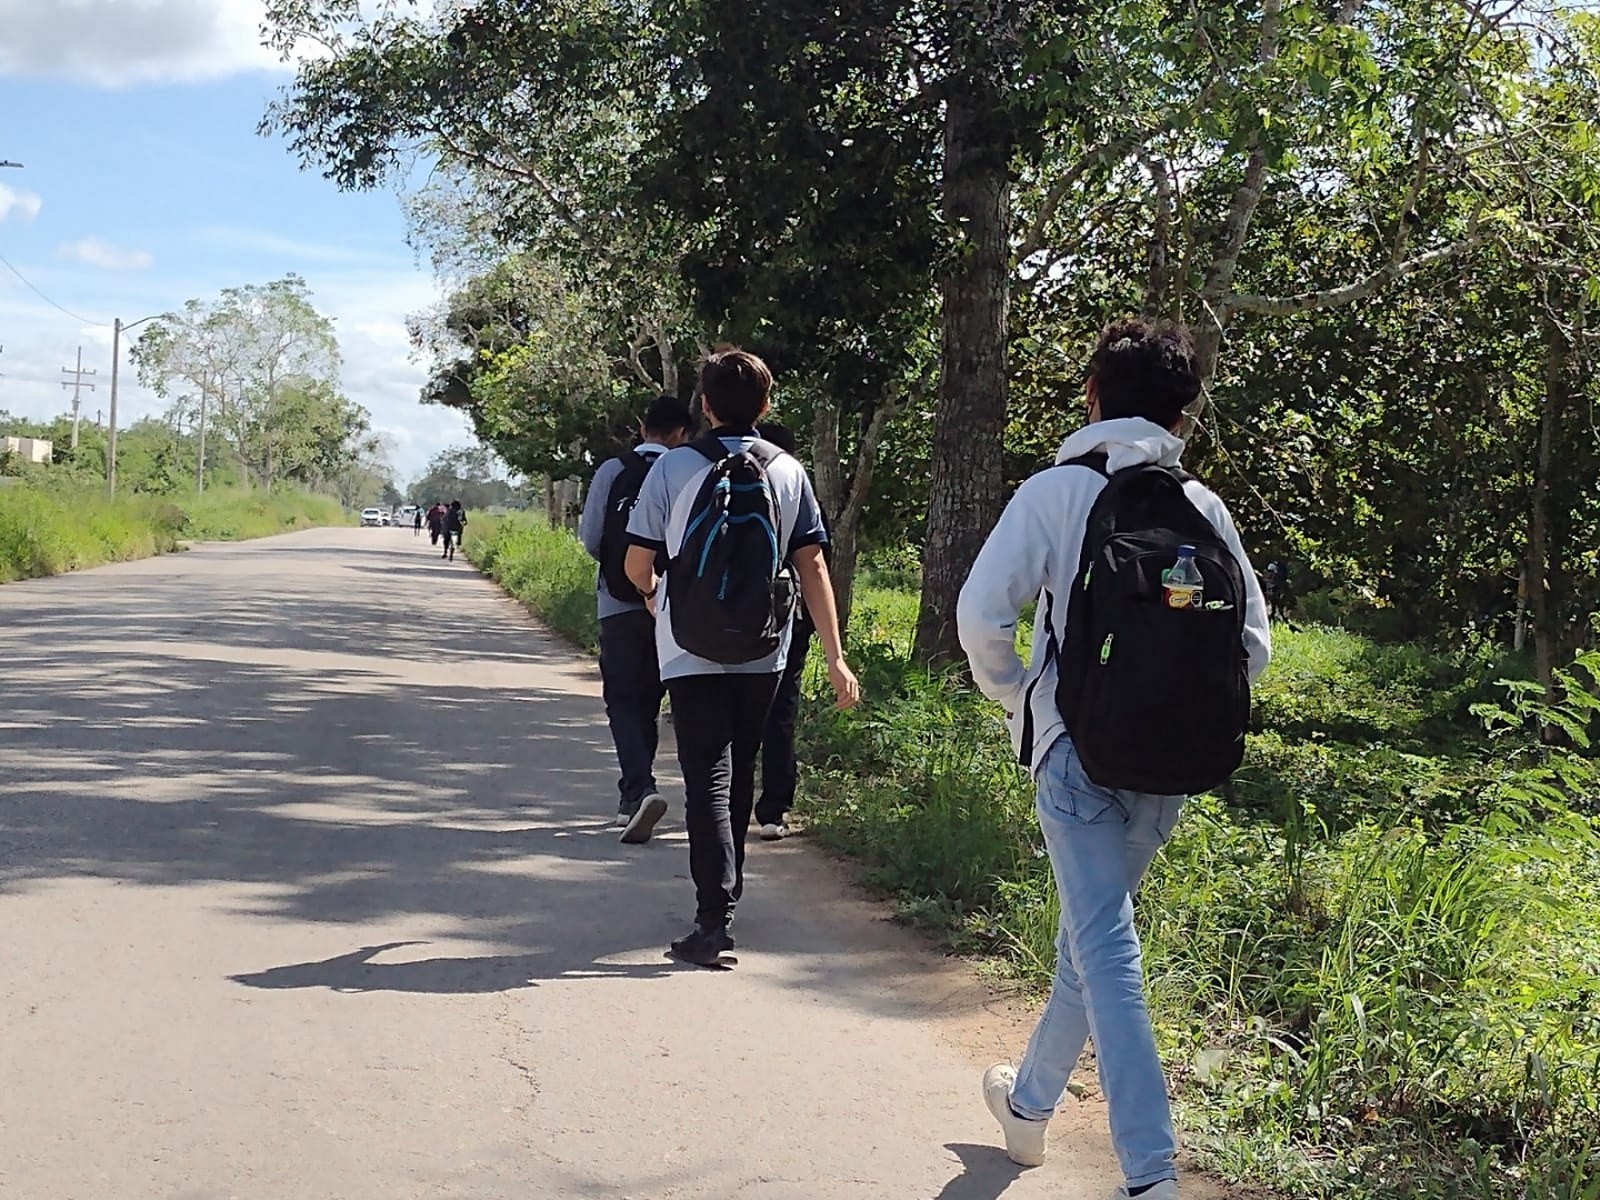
623;329;660;391
1226;236;1482;316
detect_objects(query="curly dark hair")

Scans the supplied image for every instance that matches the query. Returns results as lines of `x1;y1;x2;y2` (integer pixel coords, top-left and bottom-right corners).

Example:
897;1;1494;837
1086;318;1202;431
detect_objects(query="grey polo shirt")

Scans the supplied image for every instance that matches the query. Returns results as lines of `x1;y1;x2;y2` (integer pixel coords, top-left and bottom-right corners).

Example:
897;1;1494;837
579;443;668;620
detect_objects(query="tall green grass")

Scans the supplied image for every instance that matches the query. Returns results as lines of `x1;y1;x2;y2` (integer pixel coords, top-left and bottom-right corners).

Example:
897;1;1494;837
465;514;600;652
0;479;348;583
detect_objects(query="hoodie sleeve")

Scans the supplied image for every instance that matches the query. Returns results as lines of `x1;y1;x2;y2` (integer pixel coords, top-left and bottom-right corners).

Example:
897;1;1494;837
1188;485;1272;683
958;474;1056;711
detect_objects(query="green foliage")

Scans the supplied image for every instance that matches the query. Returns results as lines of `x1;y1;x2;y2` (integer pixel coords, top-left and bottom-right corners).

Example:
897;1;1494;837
409;444;529;512
131;276;390;498
796;594;1600;1200
464;514;598;652
0;479;346;583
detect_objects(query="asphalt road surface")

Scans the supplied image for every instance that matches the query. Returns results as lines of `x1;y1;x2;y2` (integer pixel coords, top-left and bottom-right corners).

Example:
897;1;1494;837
0;527;1230;1200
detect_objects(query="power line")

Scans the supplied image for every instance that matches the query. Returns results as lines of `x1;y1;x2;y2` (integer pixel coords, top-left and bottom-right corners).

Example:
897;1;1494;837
0;252;109;327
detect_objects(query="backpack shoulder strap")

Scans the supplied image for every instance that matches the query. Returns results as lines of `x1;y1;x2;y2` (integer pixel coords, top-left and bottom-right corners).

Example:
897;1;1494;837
744;438;786;470
1058;451;1110;476
688;432;728;464
617;448;647;473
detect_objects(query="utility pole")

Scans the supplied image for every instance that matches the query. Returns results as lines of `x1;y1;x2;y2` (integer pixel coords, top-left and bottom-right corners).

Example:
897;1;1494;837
61;347;97;450
196;385;208;495
107;312;169;497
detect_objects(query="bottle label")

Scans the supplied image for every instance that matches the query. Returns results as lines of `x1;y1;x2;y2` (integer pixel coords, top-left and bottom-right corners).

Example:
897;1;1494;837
1161;563;1203;609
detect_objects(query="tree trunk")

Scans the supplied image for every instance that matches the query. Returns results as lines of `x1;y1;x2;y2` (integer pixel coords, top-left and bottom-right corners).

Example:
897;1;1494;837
830;513;862;637
811;395;844;518
913;73;1012;666
809;388;895;634
1529;305;1567;706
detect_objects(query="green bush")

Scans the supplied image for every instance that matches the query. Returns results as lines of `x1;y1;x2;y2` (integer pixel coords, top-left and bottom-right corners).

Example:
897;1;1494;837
465;513;599;651
0;481;347;583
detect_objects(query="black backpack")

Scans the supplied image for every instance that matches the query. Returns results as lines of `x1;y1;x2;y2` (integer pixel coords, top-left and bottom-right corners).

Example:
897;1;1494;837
666;433;796;664
599;450;652;598
1033;452;1251;795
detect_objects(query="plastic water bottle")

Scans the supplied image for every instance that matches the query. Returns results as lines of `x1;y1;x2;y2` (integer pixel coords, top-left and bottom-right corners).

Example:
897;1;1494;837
1163;545;1204;610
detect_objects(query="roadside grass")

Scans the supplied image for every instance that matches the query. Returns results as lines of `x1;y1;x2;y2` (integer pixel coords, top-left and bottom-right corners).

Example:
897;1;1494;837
466;514;600;652
457;513;1600;1198
0;477;349;583
799;609;1600;1200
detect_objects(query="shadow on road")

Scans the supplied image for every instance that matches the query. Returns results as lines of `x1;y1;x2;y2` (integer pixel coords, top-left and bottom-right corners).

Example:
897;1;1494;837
0;535;936;1015
931;1144;1029;1200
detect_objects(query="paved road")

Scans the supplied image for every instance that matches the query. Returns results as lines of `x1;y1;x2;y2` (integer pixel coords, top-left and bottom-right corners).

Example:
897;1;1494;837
0;527;1224;1200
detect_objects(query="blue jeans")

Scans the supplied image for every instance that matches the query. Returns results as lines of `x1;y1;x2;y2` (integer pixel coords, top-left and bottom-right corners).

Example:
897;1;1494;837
1009;735;1183;1190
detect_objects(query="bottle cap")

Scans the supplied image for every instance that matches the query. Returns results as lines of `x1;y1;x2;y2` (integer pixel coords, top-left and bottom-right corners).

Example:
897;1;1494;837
1178;544;1195;554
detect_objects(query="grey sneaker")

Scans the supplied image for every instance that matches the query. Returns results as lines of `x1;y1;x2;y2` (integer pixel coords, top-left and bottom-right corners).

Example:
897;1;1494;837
983;1063;1047;1167
759;822;789;841
620;792;667;844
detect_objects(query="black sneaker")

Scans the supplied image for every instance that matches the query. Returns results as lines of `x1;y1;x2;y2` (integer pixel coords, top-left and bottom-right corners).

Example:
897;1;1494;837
619;792;667;845
615;800;638;828
670;924;735;967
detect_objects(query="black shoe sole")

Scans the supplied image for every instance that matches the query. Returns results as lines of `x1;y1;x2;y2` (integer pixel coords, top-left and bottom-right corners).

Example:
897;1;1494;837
619;794;667;845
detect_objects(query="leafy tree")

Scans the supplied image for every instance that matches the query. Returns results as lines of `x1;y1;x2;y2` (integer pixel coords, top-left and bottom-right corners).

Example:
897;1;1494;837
133;276;349;492
410;444;526;511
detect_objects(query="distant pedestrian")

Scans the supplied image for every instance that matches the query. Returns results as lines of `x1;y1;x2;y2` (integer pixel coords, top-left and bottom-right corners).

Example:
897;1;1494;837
414;508;424;537
958;318;1271;1197
624;348;859;967
579;394;694;841
752;421;825;842
1263;558;1294;623
443;500;467;561
426;502;446;546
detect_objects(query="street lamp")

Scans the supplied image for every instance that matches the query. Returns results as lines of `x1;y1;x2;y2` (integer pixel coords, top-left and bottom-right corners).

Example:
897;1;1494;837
107;313;171;497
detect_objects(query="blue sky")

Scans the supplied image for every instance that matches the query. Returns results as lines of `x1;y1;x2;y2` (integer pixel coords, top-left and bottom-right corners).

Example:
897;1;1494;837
0;0;471;480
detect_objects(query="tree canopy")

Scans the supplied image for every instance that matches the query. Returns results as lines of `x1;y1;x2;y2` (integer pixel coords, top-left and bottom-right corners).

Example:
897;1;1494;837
263;0;1600;674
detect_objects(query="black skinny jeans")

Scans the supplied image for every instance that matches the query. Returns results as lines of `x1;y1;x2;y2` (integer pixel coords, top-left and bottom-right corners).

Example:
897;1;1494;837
598;609;664;807
667;672;781;929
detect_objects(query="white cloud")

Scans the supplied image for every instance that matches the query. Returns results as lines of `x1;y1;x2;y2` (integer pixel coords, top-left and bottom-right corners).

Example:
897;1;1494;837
0;182;42;223
0;0;283;87
59;236;155;272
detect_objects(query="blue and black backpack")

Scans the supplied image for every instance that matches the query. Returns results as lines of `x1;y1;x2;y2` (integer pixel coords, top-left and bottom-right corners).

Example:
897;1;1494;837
667;433;796;664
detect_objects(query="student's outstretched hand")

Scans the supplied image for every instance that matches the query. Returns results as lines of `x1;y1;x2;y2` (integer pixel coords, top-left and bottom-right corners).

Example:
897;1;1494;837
828;657;861;711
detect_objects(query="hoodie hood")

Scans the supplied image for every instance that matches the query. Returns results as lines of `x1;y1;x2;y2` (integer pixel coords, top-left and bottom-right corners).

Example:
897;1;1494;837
1054;417;1185;473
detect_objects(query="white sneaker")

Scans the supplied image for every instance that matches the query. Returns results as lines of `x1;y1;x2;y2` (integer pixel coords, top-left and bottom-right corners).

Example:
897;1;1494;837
1111;1182;1178;1200
759;822;789;841
982;1063;1047;1167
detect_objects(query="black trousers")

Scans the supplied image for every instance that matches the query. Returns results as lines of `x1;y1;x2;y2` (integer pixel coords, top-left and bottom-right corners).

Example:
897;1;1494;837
756;624;811;826
598;609;665;808
667;672;780;929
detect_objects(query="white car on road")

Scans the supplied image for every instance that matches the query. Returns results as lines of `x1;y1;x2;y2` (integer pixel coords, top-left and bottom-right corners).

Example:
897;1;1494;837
360;507;385;527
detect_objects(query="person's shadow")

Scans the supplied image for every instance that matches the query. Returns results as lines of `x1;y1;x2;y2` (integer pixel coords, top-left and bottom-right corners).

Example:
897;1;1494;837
929;1143;1027;1200
229;941;677;994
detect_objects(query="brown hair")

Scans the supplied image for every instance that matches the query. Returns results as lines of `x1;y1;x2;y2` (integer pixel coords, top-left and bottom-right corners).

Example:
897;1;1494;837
699;347;773;428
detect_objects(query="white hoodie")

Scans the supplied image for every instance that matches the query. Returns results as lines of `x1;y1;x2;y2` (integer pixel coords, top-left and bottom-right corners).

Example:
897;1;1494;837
957;417;1273;774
